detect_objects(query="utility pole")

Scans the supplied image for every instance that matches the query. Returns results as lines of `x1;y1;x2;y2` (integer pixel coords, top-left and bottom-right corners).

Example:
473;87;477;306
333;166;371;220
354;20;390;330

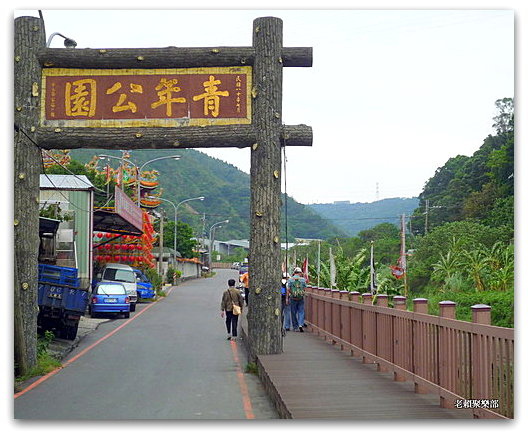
424;199;430;235
158;211;164;276
401;214;408;296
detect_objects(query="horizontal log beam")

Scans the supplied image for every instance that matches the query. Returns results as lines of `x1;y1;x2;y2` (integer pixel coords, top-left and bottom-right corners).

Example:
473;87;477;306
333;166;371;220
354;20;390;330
38;46;312;69
35;124;312;150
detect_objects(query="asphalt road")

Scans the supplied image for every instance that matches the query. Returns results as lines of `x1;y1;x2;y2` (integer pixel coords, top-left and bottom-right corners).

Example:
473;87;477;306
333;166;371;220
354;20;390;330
14;269;278;420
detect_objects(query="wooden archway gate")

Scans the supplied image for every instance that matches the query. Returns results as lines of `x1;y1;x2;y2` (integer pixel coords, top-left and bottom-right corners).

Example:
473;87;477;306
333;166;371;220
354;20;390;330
14;15;312;371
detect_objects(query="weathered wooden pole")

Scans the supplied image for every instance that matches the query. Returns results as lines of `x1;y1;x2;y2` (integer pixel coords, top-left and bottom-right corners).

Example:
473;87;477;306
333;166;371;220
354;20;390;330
247;17;284;356
14;15;46;374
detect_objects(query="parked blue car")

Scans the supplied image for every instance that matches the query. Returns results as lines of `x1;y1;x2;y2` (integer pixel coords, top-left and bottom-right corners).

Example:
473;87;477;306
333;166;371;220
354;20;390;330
90;282;130;318
133;268;156;299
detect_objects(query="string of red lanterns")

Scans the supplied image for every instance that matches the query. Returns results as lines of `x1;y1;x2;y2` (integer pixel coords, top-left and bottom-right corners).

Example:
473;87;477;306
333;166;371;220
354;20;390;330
93;211;156;269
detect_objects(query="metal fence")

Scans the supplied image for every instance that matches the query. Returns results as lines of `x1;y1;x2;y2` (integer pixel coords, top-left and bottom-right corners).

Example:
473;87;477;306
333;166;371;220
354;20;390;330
305;287;514;419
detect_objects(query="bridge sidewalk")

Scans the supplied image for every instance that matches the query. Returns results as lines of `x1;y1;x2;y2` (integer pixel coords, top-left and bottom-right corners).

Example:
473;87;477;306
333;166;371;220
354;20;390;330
242;320;473;419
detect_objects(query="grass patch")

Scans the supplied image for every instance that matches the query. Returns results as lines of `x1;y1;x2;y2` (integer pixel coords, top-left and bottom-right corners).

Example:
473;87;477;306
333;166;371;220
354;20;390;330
15;331;62;391
245;362;258;375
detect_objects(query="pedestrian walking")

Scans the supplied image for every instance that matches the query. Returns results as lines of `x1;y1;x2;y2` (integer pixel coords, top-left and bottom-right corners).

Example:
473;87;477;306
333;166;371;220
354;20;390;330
221;279;245;340
281;272;292;334
287;267;307;332
240;271;249;306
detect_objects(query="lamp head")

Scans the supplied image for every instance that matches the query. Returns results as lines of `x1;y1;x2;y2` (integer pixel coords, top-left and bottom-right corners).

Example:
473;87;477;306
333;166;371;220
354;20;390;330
63;37;77;48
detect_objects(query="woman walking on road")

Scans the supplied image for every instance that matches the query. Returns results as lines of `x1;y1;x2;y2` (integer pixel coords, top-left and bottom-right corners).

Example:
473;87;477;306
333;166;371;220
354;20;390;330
221;279;245;340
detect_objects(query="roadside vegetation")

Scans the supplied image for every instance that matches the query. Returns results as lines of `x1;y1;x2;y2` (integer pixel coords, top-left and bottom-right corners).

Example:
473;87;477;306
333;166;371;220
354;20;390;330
291;98;514;328
15;331;62;390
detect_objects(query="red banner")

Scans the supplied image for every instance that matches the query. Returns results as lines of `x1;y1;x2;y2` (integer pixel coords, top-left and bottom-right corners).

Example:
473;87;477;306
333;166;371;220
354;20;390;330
115;187;143;232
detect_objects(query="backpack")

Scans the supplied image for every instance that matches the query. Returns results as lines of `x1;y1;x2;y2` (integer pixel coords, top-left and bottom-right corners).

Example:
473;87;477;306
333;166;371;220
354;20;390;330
290;277;305;299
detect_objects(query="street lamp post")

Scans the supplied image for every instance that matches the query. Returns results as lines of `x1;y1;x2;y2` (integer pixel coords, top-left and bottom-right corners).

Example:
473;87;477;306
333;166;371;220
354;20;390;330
98;154;180;206
155;196;204;266
209;220;229;269
46;32;77;48
136;156;181;207
98;154;136;190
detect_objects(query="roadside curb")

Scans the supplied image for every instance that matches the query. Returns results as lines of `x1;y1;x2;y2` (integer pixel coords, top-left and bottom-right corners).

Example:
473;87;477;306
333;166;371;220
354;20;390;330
48;316;109;362
239;314;293;419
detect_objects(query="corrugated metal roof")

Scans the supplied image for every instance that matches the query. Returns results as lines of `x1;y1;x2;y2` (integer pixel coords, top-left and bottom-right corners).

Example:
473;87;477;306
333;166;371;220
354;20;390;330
40;174;94;190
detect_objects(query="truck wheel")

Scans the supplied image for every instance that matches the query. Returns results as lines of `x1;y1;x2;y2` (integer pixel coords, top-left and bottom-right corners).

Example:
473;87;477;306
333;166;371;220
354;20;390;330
130;303;136;312
64;323;79;340
124;312;130;319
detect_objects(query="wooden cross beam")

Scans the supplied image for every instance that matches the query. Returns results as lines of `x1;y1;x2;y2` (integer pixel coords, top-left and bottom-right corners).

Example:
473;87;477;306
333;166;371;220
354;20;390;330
35;45;312;150
36;124;312;150
38;46;312;69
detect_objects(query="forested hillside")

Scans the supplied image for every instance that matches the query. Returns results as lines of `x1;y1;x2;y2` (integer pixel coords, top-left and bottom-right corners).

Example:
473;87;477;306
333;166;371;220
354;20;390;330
411;97;514;235
69;148;346;241
309;197;419;236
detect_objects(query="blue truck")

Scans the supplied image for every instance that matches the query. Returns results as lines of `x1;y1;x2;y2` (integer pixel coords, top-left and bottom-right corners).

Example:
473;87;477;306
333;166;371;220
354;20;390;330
37;264;89;340
133;268;156;299
37;217;89;340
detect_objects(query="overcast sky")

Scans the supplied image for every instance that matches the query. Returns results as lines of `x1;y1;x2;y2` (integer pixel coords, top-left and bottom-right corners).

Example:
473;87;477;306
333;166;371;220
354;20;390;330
13;7;514;205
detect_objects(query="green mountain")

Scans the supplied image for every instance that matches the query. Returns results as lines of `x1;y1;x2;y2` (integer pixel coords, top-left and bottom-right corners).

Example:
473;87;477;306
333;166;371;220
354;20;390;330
308;198;419;236
69;148;346;241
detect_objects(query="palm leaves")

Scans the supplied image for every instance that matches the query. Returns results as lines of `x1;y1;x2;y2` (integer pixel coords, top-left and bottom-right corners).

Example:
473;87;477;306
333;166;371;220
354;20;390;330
431;239;513;292
308;247;401;294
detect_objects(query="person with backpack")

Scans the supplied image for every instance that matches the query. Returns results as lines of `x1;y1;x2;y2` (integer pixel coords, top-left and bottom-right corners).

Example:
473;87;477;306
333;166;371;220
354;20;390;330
287;267;307;332
281;271;292;334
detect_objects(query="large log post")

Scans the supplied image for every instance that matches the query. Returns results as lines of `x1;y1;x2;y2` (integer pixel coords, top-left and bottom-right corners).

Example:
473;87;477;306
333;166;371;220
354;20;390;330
247;17;284;356
14;16;46;374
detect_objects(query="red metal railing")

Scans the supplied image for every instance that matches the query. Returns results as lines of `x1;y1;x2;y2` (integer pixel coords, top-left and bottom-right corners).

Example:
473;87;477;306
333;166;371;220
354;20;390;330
305;287;514;419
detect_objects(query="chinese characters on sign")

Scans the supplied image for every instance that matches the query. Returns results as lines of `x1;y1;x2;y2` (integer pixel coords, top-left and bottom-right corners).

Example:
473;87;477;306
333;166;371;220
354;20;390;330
41;67;252;127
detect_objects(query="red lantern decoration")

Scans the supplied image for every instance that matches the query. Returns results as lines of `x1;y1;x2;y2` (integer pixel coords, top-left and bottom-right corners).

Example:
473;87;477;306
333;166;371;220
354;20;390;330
105;255;112;262
97;232;103;238
114;244;121;251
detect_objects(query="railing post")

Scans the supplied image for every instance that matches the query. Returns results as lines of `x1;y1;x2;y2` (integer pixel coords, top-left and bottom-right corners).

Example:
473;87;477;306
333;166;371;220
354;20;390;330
439;300;456;319
339;290;349;350
331;289;341;343
324;288;332;339
471;304;491;325
375;295;390;372
376;294;388;307
305;286;312;328
349;291;360;302
439;301;457;408
392;295;407;382
362;293;375;364
349;292;361;356
393;295;407;310
471;304;492;410
362;293;373;305
413;298;429;394
317;287;325;335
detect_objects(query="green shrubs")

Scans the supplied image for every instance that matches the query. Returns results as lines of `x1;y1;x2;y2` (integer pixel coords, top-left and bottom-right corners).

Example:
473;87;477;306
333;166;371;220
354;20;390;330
15;331;61;386
413;289;514;328
144;267;163;293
